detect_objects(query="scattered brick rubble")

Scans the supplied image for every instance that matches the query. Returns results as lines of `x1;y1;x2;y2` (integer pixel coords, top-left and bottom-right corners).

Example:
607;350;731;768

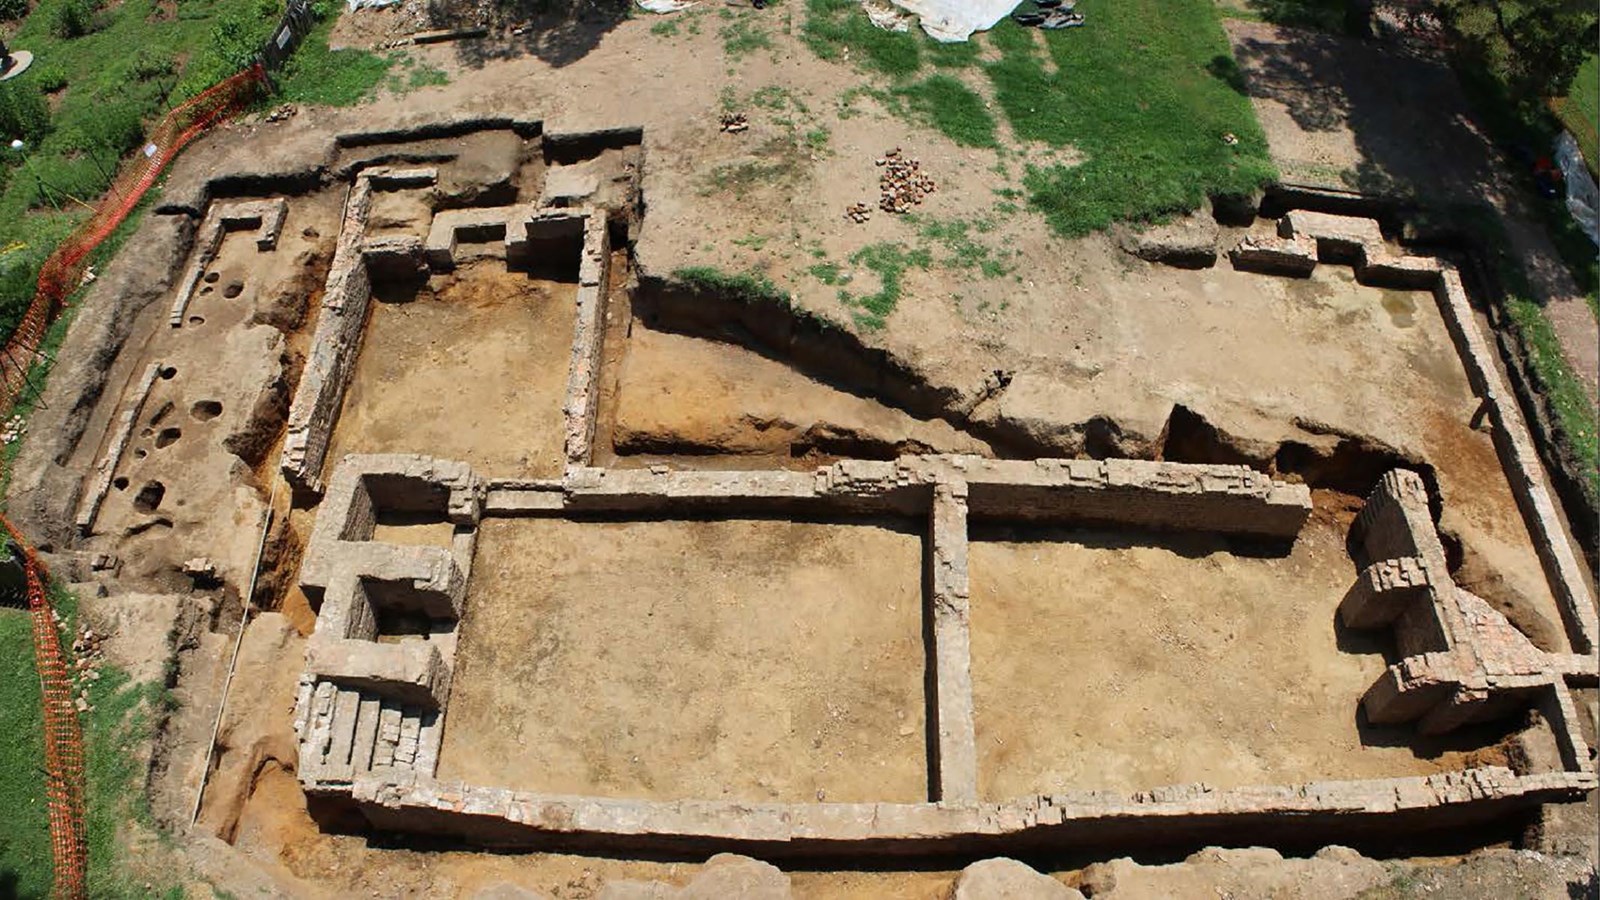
876;149;935;214
845;202;871;224
71;623;105;713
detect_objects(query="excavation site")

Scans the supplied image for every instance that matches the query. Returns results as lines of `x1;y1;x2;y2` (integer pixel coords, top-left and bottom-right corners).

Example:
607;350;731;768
2;10;1597;895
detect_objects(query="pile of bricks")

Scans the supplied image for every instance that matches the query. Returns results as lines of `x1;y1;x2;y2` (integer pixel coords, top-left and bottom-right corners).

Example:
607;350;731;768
876;149;935;214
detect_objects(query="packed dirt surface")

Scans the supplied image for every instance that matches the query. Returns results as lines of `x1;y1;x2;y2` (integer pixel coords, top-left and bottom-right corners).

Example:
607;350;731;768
326;262;576;479
83;191;341;589
605;323;989;464
6;1;1595;894
1225;19;1598;401
968;508;1504;799
438;516;928;804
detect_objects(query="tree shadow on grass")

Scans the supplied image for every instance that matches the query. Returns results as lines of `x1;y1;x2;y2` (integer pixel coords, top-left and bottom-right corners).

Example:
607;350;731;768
445;0;631;69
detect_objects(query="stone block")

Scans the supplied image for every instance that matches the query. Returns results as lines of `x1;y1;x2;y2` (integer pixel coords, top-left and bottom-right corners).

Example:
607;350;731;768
361;234;429;283
952;858;1084;900
305;637;452;708
1228;235;1317;277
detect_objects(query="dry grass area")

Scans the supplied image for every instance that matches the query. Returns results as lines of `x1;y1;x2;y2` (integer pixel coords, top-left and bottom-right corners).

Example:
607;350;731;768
438;516;929;804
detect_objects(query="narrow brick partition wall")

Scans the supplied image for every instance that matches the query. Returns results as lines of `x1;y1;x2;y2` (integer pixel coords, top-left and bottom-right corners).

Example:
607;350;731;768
928;479;977;803
279;169;385;495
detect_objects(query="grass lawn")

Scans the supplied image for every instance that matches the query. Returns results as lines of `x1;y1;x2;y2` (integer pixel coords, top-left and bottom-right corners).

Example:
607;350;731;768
0;0;395;343
0;605;51;900
804;0;1274;237
983;5;1274;236
0;586;175;900
1551;54;1597;175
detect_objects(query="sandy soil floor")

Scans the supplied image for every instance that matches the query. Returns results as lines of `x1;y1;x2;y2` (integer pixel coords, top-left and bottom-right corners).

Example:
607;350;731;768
968;506;1503;799
19;5;1590;890
1000;256;1569;653
437;516;928;804
604;323;988;463
326;261;575;479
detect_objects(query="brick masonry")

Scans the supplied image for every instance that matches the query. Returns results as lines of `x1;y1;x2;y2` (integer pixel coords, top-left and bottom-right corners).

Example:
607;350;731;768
168;198;289;328
271;164;1596;855
289;450;1596;852
1232;211;1599;656
1341;470;1596;752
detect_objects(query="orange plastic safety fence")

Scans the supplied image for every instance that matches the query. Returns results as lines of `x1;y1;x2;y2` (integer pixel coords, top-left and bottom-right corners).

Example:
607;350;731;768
0;64;268;409
1;514;86;900
0;64;265;899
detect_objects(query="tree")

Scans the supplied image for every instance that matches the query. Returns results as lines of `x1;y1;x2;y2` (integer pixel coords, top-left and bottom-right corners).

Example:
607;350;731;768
1438;0;1598;101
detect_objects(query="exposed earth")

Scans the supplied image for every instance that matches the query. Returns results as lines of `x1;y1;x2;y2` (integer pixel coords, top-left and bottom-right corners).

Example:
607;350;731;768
0;1;1596;898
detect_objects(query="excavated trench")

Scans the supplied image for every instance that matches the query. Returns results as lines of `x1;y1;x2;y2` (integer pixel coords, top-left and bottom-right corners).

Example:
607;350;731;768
631;274;1434;496
625;274;1572;650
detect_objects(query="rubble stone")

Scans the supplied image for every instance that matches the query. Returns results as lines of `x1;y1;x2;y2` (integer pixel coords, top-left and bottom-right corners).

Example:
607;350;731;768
952;858;1082;899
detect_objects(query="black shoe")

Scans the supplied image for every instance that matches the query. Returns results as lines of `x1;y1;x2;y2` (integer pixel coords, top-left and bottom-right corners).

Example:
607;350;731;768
1039;9;1084;27
1013;11;1046;25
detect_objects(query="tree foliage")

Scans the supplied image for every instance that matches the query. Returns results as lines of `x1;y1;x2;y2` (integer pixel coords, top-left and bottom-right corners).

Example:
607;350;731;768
1440;0;1598;101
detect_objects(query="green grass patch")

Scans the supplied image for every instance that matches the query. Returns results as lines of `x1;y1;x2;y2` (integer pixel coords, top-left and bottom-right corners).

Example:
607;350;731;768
273;9;392;106
0;585;178;899
0;607;52;900
983;2;1275;236
803;0;922;77
673;265;792;306
911;215;1012;276
398;56;449;91
837;241;930;329
807;260;850;285
925;38;980;69
1551;54;1597;175
891;74;998;148
1502;293;1599;494
720;16;773;58
0;0;391;344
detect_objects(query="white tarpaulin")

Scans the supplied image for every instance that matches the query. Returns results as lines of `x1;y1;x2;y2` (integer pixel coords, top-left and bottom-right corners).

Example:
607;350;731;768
884;0;1023;42
636;0;697;13
1555;131;1600;249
